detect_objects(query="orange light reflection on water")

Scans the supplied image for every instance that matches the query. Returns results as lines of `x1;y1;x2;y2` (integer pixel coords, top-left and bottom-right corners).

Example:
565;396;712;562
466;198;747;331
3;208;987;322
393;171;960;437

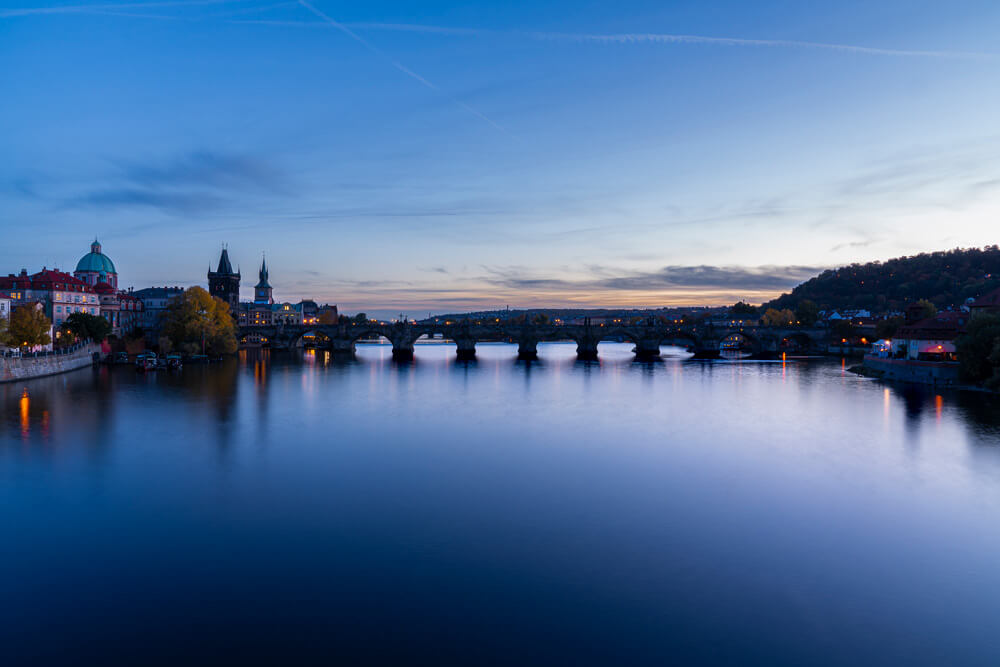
20;388;29;439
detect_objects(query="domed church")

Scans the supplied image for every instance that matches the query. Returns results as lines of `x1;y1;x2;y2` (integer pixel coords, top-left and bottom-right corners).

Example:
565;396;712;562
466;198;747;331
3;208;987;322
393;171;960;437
75;239;118;289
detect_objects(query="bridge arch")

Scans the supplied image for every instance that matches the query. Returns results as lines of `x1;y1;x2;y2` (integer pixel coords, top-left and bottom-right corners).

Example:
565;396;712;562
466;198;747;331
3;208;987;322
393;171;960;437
655;330;701;351
780;330;817;353
285;328;334;349
714;329;764;356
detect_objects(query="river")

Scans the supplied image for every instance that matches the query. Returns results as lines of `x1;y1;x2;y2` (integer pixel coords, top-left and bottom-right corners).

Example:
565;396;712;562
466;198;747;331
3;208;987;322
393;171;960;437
3;343;1000;665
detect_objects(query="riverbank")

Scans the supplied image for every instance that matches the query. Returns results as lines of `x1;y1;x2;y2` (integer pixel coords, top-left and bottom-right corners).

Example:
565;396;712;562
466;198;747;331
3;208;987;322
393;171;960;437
0;344;101;383
851;355;994;393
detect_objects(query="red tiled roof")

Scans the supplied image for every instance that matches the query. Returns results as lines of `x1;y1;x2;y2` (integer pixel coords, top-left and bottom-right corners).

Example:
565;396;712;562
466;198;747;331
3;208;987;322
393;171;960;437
0;274;32;290
896;311;968;341
30;269;89;288
0;269;92;292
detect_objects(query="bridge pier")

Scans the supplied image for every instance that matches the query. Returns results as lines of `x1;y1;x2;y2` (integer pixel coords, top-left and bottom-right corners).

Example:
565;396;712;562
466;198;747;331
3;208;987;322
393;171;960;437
455;337;476;360
517;339;538;360
391;340;415;361
330;338;356;358
633;339;661;361
576;339;599;361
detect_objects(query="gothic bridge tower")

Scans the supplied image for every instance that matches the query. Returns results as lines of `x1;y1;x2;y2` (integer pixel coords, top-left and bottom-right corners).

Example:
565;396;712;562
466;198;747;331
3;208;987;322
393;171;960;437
208;246;241;314
254;255;273;305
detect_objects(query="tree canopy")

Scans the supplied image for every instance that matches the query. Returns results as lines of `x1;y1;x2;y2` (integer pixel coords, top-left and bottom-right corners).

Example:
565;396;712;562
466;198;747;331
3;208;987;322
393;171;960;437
794;300;819;326
956;314;1000;388
161;286;237;355
61;312;111;343
729;301;758;317
766;246;1000;313
761;308;795;327
5;305;52;349
912;299;937;320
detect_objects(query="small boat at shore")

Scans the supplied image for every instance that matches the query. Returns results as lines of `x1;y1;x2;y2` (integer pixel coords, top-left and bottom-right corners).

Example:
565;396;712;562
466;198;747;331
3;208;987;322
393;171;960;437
135;352;157;371
166;354;183;370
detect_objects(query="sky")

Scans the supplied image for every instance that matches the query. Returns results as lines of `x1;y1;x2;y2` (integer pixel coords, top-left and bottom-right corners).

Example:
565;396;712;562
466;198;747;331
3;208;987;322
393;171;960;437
3;0;1000;317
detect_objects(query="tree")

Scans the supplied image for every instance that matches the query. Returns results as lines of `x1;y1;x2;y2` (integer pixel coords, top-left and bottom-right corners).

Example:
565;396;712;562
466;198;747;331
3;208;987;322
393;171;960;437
157;336;174;354
353;313;368;324
6;305;52;350
956;314;1000;386
61;312;112;343
794;299;819;326
161;286;237;355
831;319;858;343
730;301;758;317
875;316;905;341
763;246;1000;314
913;299;937;320
532;313;550;325
762;308;795;327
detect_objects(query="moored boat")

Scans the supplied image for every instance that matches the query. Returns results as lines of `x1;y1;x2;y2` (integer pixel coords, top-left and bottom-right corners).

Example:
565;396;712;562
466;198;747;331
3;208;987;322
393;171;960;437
135;352;157;371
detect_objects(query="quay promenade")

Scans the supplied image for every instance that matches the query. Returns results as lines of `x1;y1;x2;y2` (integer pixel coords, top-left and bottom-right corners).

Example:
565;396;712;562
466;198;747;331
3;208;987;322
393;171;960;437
0;343;101;383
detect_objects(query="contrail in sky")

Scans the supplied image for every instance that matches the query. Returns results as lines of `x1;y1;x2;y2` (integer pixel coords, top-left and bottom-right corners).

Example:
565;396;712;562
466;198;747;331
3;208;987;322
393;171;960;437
295;0;512;136
0;0;248;18
10;5;993;60
234;19;997;60
526;31;997;59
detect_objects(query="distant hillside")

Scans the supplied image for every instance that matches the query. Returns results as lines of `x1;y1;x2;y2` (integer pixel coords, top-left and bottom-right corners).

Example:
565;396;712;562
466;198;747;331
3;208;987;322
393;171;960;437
765;247;1000;313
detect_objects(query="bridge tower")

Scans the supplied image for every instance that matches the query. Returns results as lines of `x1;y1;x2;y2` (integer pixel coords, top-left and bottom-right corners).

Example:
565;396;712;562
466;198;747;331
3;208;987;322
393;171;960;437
208;246;240;315
254;255;273;306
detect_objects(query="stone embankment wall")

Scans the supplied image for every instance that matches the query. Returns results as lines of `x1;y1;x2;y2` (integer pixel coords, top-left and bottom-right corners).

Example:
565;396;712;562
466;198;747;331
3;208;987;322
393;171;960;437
860;356;961;386
0;344;101;383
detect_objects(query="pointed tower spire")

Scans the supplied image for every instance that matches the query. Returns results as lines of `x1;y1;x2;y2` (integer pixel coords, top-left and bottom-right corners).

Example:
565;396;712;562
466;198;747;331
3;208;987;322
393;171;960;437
254;252;273;304
207;243;241;315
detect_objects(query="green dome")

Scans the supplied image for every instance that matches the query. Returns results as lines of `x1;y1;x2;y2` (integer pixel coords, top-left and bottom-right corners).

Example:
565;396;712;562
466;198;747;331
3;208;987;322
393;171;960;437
76;240;116;274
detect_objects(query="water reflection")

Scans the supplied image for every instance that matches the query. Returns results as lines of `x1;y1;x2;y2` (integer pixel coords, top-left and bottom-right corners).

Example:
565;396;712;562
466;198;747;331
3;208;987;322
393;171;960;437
5;344;1000;664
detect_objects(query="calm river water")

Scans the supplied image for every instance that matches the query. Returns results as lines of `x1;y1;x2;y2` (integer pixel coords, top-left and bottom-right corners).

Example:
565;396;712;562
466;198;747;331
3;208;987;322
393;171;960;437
3;343;1000;665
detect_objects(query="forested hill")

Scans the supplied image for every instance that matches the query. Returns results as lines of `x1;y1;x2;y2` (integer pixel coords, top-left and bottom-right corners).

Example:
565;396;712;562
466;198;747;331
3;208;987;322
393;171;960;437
765;246;1000;313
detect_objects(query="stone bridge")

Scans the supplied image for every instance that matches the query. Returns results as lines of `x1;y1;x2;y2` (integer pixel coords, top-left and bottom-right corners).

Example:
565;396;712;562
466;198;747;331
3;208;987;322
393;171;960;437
239;319;829;361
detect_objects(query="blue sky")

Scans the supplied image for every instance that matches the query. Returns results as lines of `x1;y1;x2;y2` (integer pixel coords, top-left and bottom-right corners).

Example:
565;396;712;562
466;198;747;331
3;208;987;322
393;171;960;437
3;1;1000;316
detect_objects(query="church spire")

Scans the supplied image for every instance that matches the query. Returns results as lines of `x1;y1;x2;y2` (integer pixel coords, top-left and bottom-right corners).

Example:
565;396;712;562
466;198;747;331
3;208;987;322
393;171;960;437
253;253;273;305
256;254;270;288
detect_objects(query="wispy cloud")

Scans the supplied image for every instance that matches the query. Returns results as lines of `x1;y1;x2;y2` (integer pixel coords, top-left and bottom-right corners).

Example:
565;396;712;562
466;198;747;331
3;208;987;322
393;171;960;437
831;239;879;252
122;151;286;192
484;264;823;293
69;188;226;214
56;150;289;215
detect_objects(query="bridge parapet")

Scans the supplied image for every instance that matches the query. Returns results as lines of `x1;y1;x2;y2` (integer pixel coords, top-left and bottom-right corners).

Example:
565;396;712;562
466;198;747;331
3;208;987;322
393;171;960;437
235;322;830;360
